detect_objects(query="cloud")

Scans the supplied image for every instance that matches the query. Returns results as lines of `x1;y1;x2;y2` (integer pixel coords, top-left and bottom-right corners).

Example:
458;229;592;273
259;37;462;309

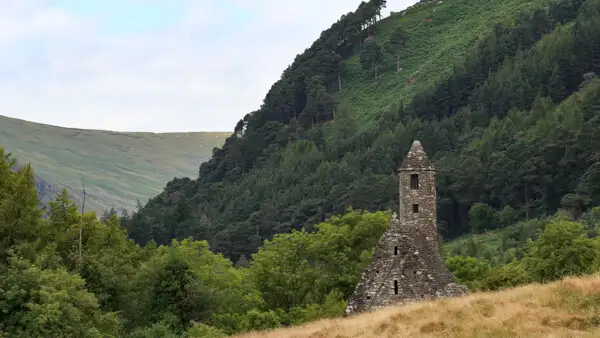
0;0;419;132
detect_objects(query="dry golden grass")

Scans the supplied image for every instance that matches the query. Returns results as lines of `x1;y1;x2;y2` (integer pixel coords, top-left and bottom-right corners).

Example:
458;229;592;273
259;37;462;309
236;275;600;338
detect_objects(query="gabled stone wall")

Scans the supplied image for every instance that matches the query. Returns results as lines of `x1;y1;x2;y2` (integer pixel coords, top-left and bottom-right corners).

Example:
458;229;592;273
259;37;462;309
345;140;468;315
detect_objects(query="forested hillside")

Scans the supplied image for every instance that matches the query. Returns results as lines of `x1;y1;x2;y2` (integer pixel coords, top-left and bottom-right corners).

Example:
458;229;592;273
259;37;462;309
124;0;600;265
2;148;600;336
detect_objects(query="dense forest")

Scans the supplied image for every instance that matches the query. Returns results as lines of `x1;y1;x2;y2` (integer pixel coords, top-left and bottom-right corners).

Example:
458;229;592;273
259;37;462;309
122;0;600;263
2;147;600;336
4;0;600;336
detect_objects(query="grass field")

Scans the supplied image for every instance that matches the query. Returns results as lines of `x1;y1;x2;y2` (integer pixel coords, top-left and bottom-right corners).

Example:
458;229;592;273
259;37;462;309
0;115;230;213
236;274;600;337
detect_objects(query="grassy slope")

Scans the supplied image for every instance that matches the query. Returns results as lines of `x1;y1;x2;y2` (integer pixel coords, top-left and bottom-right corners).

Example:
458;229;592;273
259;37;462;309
0;115;230;213
236;274;600;337
338;0;547;126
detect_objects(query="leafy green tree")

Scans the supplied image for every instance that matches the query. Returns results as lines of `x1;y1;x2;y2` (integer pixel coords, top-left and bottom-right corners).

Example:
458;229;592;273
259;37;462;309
248;230;316;311
186;322;227;338
547;64;567;102
360;40;384;78
0;149;42;262
497;205;519;228
245;209;388;325
386;26;409;72
79;213;142;312
579;206;600;237
301;75;336;127
124;238;262;334
523;220;600;282
480;261;530;291
0;255;119;337
446;255;491;290
101;207;118;223
574;162;600;207
469;203;499;233
129;321;179;338
36;188;80;266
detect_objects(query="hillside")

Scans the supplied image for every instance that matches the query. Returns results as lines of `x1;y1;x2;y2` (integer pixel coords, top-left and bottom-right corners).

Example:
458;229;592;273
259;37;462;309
0;115;230;213
125;0;600;262
235;274;600;338
3;0;600;337
337;0;549;123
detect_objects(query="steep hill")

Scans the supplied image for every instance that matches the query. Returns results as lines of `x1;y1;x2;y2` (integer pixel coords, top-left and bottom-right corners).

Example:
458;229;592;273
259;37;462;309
235;274;600;338
0;115;230;213
125;0;600;262
337;0;549;122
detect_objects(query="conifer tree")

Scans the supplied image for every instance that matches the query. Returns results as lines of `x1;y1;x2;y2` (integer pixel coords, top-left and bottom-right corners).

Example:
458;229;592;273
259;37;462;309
386;26;409;72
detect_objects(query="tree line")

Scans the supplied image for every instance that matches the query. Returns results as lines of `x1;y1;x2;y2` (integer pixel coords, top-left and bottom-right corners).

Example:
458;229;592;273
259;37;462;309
3;149;600;336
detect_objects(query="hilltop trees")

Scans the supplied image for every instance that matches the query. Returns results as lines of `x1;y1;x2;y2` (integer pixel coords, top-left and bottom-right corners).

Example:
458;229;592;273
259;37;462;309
191;0;388;192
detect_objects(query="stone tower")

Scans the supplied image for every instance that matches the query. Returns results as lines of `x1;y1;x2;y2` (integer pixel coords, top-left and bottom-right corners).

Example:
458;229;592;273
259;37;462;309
345;140;468;315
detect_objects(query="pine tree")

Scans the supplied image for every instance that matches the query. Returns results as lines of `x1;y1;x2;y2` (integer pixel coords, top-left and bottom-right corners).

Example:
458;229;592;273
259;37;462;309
547;65;567;103
360;41;384;78
386;26;409;72
0;158;41;262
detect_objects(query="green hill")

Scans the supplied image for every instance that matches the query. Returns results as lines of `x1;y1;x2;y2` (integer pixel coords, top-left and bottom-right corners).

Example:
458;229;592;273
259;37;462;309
337;0;548;123
3;0;600;336
124;0;600;263
0;115;230;214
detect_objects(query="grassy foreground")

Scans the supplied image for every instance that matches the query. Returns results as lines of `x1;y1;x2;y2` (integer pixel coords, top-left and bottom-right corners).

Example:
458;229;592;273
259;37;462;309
0;115;230;213
236;275;600;338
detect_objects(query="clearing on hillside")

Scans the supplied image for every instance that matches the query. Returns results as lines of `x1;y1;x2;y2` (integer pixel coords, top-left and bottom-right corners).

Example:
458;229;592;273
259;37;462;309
339;0;549;126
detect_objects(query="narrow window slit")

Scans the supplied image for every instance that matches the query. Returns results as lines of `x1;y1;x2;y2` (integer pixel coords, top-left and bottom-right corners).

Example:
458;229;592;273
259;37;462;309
410;174;419;189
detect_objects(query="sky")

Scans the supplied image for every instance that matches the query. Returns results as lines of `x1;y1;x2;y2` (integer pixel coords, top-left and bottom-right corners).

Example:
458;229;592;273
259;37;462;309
0;0;419;132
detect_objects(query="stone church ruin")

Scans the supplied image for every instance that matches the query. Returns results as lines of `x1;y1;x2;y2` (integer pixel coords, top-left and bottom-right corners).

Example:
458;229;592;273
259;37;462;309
345;140;468;315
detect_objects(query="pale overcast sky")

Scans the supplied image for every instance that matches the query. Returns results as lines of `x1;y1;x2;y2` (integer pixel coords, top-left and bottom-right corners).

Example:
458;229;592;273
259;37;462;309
0;0;419;132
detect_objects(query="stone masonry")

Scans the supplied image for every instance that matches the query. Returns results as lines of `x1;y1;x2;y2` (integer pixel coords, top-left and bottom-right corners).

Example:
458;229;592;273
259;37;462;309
345;140;468;315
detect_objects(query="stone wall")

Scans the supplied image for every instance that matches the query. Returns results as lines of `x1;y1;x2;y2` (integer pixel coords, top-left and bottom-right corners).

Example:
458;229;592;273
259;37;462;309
345;141;468;315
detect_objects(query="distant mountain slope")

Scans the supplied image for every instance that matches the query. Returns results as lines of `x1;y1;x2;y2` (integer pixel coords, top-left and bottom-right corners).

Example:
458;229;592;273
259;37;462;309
0;115;230;213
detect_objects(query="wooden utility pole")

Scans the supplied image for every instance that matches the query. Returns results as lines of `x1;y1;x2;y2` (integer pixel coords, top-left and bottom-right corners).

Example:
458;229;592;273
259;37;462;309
78;179;86;269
